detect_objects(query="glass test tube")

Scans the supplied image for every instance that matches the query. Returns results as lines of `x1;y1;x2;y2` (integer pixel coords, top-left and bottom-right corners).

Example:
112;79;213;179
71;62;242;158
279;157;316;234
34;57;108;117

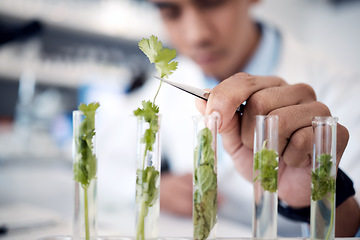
310;116;337;240
135;115;161;240
193;115;218;240
253;115;279;239
73;110;98;240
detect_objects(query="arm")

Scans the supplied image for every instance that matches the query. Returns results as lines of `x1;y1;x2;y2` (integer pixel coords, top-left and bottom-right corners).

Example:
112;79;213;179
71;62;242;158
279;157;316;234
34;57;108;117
336;196;360;237
160;172;193;216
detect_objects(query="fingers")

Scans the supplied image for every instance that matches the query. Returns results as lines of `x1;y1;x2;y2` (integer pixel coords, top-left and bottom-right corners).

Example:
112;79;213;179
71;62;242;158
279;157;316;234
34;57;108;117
275;112;348;170
248;101;331;170
241;83;316;125
335;123;349;166
205;73;286;132
195;74;286;155
195;88;212;115
195;73;348;173
240;83;317;147
282;126;313;168
195;97;207;116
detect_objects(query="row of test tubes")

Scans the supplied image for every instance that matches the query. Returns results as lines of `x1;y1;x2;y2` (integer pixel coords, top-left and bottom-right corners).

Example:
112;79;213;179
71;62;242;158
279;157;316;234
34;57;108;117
72;111;337;240
254;115;337;240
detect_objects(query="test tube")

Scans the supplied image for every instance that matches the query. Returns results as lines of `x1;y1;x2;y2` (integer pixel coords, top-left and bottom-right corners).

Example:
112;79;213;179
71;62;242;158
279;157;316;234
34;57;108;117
73;110;98;240
193;115;218;240
135;114;161;240
253;115;279;239
310;116;337;240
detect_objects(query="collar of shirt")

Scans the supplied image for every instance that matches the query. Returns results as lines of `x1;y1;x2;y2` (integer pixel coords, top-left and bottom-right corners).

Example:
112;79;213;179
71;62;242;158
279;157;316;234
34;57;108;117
204;22;282;89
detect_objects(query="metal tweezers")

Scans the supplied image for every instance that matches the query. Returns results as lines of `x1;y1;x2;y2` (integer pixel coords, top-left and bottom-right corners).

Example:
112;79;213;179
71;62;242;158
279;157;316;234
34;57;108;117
154;76;245;113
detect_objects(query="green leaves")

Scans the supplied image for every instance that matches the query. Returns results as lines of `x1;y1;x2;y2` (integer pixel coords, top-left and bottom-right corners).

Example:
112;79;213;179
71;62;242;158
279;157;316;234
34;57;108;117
135;35;177;240
136;166;160;209
253;141;278;193
311;154;336;240
73;102;100;189
193;128;217;240
139;35;178;79
134;100;159;153
134;100;159;122
311;154;336;201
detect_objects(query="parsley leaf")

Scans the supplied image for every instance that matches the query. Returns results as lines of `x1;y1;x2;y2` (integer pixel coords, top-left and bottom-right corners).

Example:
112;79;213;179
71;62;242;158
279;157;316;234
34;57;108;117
139;35;178;79
253;140;278;193
311;154;335;201
193;128;217;240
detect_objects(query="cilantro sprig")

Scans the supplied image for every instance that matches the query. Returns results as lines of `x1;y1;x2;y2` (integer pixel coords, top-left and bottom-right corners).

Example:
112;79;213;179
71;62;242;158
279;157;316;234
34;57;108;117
135;36;178;240
73;102;100;240
139;35;178;79
253;140;278;193
134;100;159;159
311;154;336;201
73;102;99;187
193;128;217;240
311;154;336;240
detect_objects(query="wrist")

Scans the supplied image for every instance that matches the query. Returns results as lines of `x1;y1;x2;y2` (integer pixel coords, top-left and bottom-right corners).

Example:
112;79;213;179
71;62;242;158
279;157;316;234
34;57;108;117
278;168;355;223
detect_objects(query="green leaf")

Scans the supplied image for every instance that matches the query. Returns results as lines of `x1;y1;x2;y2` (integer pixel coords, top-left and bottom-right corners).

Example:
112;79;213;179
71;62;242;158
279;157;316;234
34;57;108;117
311;154;335;201
138;35;163;64
136;166;160;208
193;189;217;240
134;100;159;153
139;35;178;79
253;141;278;193
193;127;217;240
73;102;100;189
196;165;216;194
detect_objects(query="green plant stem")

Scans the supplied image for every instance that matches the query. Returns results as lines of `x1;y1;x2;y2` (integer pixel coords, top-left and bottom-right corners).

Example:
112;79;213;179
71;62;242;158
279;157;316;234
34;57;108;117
137;199;146;240
325;193;335;240
153;80;162;104
84;186;89;240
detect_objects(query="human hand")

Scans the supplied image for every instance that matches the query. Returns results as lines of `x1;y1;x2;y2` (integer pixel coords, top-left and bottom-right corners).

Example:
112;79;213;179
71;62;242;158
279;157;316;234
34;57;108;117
160;173;194;216
195;73;349;208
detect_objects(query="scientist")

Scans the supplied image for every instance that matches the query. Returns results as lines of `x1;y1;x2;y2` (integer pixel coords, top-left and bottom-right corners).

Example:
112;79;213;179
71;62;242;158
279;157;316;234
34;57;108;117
143;0;360;237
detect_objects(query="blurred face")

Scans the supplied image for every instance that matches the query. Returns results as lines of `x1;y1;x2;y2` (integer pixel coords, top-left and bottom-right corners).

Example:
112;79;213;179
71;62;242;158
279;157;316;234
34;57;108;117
150;0;259;80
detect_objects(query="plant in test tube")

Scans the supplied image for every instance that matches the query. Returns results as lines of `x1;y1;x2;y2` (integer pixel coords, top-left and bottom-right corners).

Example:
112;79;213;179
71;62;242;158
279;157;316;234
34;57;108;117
253;115;278;239
73;102;100;240
134;35;178;240
311;154;336;240
254;140;278;193
193;127;217;240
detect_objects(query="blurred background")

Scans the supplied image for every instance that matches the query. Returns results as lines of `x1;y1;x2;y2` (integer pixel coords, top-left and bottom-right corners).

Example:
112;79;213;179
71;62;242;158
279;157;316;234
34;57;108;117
0;0;359;239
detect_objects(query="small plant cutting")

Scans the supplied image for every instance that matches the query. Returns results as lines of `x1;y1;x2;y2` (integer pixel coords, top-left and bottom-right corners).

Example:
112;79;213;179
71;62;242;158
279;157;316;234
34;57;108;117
193;127;217;240
253;140;278;193
252;116;279;239
134;35;178;240
311;153;336;240
73;102;100;240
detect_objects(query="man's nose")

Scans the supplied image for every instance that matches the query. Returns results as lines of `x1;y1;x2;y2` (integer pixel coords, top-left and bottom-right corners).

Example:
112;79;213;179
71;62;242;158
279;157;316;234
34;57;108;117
183;10;213;47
